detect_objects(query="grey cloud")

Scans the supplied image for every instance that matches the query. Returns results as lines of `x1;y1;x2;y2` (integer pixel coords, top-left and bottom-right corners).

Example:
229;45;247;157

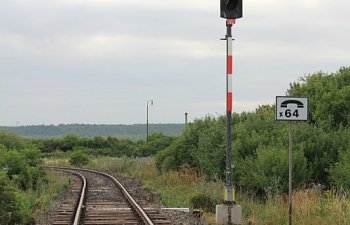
1;0;349;125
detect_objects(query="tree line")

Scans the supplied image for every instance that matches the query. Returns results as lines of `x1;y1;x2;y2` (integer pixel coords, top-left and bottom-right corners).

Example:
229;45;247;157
1;123;184;139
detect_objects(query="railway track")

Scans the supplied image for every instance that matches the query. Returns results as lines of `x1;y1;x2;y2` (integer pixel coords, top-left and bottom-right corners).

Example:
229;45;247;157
47;167;172;225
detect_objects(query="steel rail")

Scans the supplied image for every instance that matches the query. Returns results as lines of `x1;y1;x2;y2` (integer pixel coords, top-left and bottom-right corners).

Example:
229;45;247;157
44;167;87;225
46;166;155;225
71;170;86;225
96;170;155;225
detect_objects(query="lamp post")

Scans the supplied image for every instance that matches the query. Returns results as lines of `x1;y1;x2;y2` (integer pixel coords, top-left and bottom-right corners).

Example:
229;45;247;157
146;99;153;143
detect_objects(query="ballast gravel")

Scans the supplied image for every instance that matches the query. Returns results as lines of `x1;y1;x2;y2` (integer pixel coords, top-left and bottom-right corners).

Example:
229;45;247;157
35;170;209;225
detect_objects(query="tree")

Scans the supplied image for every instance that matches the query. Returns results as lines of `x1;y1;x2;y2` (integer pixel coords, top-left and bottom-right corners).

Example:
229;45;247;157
289;67;350;129
194;117;226;177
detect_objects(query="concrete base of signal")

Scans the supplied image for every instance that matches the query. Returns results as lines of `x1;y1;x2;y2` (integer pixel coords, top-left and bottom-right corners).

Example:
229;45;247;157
215;204;242;225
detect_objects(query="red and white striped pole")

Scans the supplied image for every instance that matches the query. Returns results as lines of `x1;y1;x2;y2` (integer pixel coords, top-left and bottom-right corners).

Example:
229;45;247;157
227;19;235;114
224;18;235;204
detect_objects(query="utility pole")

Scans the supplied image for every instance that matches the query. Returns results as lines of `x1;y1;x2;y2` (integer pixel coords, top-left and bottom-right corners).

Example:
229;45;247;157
146;99;153;143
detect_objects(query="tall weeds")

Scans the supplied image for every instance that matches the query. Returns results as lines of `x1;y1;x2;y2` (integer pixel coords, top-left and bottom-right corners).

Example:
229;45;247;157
241;189;350;225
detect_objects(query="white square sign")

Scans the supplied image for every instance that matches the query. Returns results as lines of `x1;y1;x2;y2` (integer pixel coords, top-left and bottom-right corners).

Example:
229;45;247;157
275;96;308;121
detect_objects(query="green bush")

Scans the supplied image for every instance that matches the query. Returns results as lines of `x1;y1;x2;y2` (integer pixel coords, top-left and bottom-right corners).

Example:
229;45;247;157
0;172;28;225
329;148;350;188
22;148;42;167
238;147;310;194
4;150;45;190
0;132;47;223
69;150;89;167
5;150;30;189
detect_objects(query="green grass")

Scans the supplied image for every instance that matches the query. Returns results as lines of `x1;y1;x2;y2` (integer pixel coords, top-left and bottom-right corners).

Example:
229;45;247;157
30;170;71;224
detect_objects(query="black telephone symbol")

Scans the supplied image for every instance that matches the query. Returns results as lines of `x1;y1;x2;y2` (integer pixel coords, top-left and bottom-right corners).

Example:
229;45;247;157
280;100;304;108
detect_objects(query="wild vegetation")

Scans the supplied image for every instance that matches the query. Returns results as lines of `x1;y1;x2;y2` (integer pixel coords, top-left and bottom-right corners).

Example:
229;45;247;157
156;67;350;193
0;137;71;224
1;66;350;224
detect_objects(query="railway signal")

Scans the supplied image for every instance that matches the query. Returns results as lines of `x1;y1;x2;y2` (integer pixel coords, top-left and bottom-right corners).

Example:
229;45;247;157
220;0;243;19
216;1;243;225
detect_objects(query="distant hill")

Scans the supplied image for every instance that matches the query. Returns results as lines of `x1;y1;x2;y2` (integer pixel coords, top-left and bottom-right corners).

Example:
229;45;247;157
0;124;185;139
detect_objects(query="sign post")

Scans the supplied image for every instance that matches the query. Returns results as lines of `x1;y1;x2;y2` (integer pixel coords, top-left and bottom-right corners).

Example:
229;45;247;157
288;121;293;225
276;96;308;225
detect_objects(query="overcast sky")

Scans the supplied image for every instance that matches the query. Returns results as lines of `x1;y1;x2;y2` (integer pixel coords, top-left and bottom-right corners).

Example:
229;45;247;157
1;0;349;126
